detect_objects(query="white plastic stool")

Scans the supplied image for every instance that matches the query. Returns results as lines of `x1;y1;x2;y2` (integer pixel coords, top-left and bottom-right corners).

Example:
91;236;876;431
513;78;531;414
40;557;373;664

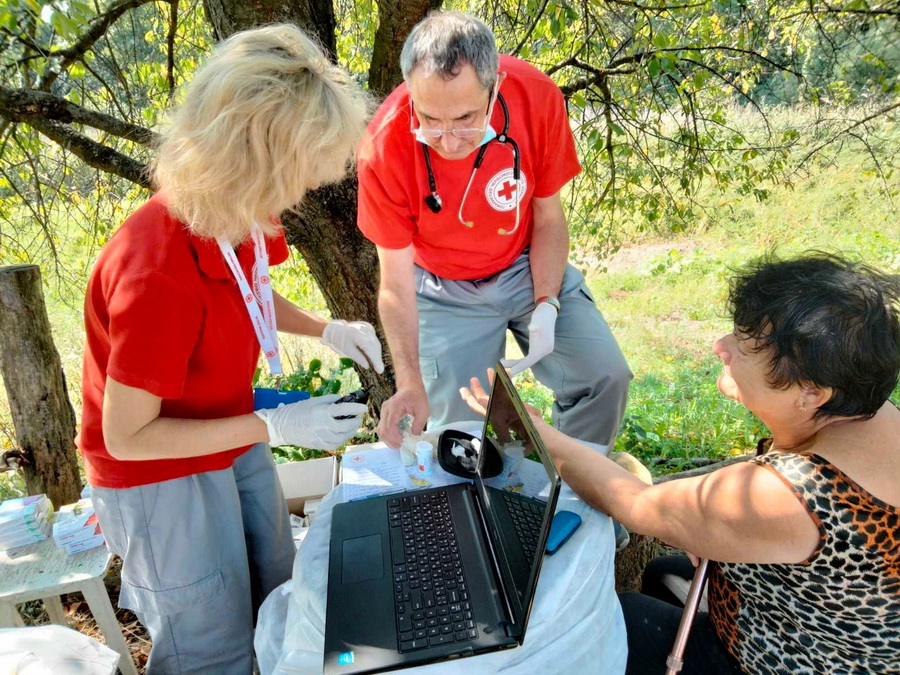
0;538;138;675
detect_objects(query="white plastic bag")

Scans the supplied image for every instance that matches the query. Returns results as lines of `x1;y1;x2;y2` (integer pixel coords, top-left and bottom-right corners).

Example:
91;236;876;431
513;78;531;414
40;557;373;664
0;625;119;675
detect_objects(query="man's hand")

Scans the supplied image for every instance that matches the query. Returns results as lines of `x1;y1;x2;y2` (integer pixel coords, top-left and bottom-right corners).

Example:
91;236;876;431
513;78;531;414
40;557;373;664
321;320;385;373
501;301;558;375
377;385;430;448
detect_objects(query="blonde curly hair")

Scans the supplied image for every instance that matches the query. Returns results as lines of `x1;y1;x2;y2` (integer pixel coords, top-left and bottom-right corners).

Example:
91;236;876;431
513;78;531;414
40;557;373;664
151;24;369;243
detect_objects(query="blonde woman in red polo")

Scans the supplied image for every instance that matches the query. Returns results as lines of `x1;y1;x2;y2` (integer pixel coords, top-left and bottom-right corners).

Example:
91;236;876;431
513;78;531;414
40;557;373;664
78;25;381;673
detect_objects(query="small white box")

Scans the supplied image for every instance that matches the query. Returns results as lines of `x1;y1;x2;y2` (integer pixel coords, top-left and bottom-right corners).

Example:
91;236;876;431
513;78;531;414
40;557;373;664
63;533;106;555
275;457;338;517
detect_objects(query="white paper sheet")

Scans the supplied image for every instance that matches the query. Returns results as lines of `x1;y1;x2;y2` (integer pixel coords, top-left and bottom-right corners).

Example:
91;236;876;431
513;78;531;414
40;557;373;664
340;447;407;501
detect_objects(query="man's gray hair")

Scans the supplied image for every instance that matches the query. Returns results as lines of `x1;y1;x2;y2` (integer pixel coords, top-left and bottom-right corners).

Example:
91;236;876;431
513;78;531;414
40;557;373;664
400;11;499;90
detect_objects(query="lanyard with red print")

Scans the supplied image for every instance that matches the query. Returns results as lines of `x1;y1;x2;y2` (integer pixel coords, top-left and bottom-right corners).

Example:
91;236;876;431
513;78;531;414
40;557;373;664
216;226;282;375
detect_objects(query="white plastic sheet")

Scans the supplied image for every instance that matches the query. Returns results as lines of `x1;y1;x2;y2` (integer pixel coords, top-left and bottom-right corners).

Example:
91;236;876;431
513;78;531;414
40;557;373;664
0;625;120;675
256;481;627;674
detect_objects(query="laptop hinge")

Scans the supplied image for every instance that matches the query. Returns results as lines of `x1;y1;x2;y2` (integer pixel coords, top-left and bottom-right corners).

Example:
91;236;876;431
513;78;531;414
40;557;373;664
466;484;517;631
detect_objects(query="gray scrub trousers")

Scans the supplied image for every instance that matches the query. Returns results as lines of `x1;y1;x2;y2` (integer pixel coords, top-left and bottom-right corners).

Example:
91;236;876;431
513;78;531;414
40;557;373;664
416;251;632;447
91;442;295;674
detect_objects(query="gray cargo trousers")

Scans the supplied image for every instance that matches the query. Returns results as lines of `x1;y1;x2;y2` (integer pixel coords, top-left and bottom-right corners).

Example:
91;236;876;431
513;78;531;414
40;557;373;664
91;442;295;674
415;251;632;448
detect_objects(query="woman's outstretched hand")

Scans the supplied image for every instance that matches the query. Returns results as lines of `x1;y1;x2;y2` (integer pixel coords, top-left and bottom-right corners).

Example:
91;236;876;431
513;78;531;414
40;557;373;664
458;369;493;417
459;367;546;427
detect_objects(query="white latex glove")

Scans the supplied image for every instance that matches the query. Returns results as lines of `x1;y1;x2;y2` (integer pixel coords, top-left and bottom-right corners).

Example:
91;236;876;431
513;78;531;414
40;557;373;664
501;301;558;376
254;394;367;450
321;320;385;373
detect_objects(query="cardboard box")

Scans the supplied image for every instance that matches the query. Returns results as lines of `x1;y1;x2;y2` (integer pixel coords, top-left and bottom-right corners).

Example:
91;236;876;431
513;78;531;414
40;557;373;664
276;456;338;517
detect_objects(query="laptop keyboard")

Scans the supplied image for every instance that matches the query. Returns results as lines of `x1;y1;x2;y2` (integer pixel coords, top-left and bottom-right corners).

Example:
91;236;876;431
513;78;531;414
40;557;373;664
501;492;543;559
388;491;479;652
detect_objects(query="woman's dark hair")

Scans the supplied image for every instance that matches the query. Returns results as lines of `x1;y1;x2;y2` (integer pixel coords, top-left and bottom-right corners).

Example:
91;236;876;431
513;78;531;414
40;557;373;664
728;252;900;420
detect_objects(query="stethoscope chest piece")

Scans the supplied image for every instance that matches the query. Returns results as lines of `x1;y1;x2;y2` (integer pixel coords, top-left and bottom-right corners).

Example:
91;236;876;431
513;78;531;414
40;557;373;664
425;192;442;214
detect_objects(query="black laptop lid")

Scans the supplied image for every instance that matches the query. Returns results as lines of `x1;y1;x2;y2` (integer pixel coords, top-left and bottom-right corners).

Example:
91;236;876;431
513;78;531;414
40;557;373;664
472;364;561;642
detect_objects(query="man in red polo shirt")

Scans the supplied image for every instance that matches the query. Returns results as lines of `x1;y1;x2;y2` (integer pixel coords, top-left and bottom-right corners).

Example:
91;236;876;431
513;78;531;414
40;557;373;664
358;11;631;452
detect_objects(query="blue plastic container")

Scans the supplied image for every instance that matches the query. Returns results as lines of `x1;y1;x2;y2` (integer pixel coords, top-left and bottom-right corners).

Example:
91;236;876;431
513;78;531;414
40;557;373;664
253;388;311;411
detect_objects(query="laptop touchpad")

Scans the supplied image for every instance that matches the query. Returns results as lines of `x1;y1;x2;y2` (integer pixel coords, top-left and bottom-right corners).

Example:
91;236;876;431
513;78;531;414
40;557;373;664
342;534;384;584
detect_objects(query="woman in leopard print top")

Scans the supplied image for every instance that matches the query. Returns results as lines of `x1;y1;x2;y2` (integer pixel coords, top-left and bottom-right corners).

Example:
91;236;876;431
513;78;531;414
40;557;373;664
708;449;899;673
461;253;899;674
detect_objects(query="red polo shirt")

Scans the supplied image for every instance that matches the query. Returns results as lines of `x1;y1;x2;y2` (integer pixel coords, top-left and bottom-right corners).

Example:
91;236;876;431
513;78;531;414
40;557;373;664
357;54;580;280
78;193;289;489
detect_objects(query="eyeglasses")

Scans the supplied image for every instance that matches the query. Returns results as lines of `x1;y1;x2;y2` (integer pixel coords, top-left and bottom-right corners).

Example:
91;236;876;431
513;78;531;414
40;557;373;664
409;78;500;141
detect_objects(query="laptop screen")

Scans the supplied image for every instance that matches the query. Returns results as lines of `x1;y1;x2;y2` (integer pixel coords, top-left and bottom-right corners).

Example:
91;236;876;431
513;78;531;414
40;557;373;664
472;365;560;638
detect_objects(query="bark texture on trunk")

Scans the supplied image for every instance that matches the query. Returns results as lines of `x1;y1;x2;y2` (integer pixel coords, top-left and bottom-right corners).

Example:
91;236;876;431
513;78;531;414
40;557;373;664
203;0;337;58
367;0;443;97
615;533;660;592
284;178;396;409
0;264;81;507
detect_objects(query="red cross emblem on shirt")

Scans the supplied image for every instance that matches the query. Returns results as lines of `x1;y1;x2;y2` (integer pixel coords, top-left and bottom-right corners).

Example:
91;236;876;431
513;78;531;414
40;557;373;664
485;168;527;213
498;180;518;202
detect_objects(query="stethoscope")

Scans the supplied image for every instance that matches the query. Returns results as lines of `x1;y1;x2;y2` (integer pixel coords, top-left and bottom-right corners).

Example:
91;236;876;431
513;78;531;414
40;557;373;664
421;92;523;236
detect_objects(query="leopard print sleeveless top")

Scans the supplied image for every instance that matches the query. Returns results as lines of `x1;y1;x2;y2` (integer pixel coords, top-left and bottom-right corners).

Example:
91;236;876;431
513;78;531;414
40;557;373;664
708;451;900;674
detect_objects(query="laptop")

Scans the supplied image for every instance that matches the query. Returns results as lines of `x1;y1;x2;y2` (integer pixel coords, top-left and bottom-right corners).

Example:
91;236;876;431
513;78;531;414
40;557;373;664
324;364;562;674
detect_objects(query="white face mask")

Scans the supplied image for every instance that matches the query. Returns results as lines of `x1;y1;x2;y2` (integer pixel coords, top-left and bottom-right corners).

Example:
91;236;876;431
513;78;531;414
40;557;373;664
414;124;498;147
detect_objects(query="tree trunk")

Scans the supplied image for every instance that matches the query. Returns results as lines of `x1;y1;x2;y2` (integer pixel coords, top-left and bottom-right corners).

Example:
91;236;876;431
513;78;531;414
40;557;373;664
615;532;659;592
367;0;443;97
283;179;397;409
203;0;444;414
203;0;337;59
0;264;81;507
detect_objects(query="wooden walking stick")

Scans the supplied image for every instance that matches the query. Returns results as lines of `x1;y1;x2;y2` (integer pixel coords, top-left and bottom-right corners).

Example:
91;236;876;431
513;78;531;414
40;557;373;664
665;558;711;675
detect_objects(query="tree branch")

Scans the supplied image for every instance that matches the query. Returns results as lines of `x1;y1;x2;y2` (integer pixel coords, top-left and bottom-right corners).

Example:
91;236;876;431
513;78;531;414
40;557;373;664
0;85;156;145
605;0;708;10
38;0;170;91
795;100;900;172
0;112;151;187
608;45;803;78
510;0;551;58
554;42;799;99
166;0;179;98
557;64;638;97
655;454;754;483
596;76;617;204
782;3;900;19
